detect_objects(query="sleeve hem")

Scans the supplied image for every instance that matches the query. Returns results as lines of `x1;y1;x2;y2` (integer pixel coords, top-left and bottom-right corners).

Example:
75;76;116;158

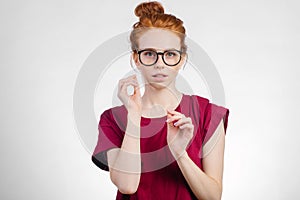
92;153;109;171
203;103;229;144
92;147;119;172
202;119;224;158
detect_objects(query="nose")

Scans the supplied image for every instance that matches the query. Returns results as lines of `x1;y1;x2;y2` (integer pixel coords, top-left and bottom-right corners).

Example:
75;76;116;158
155;54;165;68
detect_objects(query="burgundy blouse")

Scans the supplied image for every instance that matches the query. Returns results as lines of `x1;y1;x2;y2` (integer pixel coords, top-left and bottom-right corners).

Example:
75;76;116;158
92;94;229;200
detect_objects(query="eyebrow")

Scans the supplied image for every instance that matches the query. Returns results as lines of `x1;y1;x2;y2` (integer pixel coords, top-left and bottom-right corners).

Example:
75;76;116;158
140;48;180;52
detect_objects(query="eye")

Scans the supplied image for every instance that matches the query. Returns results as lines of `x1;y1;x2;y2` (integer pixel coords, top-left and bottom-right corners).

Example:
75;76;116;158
166;52;175;56
142;50;156;57
165;51;179;57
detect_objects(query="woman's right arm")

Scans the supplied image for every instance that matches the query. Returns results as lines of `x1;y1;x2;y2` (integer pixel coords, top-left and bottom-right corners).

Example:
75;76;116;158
107;74;142;194
107;112;141;194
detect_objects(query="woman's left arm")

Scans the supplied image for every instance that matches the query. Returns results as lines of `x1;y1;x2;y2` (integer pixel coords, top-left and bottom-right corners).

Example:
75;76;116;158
176;119;225;200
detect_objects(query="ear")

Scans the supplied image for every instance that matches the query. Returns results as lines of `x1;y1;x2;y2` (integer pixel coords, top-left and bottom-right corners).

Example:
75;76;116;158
132;52;141;69
132;52;138;63
177;53;188;70
181;53;187;62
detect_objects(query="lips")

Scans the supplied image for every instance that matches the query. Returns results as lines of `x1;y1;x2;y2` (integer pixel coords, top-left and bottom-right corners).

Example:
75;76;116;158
152;73;168;77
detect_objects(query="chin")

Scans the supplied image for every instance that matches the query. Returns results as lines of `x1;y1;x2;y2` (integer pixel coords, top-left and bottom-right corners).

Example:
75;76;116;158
147;81;170;90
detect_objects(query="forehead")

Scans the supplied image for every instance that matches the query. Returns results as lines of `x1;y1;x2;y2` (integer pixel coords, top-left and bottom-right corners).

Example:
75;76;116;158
138;28;181;50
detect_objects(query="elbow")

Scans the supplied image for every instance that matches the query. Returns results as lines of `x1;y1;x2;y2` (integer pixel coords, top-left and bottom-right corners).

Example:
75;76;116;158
203;192;222;200
112;178;138;194
110;171;139;195
118;186;138;195
203;181;222;200
214;183;223;200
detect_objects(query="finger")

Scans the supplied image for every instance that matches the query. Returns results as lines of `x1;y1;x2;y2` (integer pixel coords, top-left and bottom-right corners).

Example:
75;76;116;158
118;79;125;89
127;74;137;80
178;123;194;130
118;79;130;91
133;83;141;96
127;76;139;85
166;115;183;123
166;112;186;122
120;81;139;95
167;109;183;116
172;118;191;127
120;80;139;90
119;75;136;87
130;75;140;93
120;84;137;95
121;77;138;84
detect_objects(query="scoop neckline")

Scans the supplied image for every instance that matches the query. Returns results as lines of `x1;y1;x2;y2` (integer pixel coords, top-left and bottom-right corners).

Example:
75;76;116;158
141;93;185;120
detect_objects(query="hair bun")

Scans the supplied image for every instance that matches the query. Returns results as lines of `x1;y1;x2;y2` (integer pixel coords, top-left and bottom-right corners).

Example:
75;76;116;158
134;1;164;18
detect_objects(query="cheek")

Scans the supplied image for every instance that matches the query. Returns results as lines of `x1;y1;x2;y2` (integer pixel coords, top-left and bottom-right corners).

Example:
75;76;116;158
169;66;181;74
139;68;151;77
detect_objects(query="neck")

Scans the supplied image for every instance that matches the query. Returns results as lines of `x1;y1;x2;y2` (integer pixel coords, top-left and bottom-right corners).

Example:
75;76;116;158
141;85;183;117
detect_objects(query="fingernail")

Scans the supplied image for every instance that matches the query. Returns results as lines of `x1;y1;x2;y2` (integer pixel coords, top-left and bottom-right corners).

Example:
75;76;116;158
174;122;178;126
166;119;170;122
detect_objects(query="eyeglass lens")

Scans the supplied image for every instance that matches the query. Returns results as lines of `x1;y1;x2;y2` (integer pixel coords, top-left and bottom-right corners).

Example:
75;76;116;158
139;49;181;66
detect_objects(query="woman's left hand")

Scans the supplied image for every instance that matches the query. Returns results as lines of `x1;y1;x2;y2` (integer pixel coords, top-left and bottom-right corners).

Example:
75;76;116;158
166;109;194;159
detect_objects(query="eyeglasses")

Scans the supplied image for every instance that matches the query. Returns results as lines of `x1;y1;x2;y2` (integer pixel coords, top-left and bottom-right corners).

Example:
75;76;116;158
136;48;183;66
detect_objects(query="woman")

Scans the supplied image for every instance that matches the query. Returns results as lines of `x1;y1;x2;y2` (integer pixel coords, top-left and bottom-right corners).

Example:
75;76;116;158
92;1;229;199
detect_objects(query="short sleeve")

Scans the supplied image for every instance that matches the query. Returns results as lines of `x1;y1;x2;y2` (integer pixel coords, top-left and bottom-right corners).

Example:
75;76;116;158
202;102;229;158
91;109;123;171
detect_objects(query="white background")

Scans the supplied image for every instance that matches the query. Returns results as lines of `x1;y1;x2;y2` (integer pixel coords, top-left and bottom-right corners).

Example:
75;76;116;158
1;0;299;199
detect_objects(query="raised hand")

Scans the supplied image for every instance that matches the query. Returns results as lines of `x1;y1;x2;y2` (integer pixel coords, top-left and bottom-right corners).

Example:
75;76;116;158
117;74;142;114
166;109;194;159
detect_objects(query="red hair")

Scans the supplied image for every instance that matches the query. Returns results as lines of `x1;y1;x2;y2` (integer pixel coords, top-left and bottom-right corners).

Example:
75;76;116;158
130;1;187;53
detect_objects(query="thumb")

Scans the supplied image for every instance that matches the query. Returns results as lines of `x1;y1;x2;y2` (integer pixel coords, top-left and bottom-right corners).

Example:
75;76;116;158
133;84;141;96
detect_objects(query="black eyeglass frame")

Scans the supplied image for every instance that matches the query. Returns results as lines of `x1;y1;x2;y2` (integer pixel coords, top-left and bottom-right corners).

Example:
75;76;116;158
136;48;183;67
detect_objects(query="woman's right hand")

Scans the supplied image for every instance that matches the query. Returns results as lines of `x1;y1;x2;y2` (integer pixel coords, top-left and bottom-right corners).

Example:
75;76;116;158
117;74;142;114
